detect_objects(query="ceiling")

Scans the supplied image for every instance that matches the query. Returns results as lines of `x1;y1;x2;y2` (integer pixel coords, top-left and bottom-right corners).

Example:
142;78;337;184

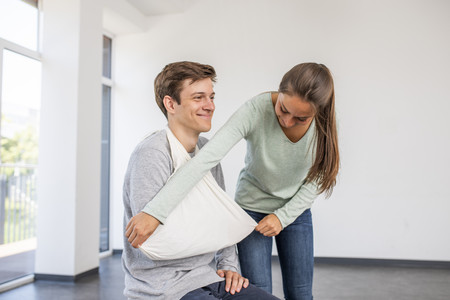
127;0;197;16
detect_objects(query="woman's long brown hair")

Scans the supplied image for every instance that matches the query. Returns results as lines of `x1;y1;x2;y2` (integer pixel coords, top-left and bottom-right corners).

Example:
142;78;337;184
279;63;340;197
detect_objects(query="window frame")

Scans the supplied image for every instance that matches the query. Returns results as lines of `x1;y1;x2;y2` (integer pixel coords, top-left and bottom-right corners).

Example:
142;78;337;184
99;31;114;257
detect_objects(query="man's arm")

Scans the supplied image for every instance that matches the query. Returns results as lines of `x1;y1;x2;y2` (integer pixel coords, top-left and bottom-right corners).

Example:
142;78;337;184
215;245;238;272
215;245;249;295
125;142;172;248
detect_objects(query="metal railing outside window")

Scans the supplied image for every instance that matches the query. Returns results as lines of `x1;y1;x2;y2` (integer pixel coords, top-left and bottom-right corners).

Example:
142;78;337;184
0;164;37;245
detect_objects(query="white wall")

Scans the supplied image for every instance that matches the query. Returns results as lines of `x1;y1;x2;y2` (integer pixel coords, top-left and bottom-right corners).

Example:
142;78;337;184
36;0;102;276
110;0;450;261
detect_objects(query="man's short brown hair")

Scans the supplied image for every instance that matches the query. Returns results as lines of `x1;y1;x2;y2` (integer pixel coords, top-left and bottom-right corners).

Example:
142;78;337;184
154;61;217;118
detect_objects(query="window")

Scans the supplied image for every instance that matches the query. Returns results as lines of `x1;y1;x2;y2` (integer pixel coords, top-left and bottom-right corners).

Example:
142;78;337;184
100;35;113;253
0;0;41;286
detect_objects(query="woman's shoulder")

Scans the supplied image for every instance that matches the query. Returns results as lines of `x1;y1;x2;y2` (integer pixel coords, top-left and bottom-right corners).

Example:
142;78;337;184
245;91;274;111
247;91;275;116
220;92;275;134
251;91;273;102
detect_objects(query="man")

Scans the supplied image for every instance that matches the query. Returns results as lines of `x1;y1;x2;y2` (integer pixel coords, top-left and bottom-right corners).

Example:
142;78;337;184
122;61;278;299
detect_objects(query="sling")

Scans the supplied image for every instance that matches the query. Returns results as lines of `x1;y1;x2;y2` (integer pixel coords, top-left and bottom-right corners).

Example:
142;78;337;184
139;128;257;260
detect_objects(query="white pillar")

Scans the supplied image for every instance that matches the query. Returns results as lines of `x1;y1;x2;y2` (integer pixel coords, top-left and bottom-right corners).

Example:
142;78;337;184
35;0;102;278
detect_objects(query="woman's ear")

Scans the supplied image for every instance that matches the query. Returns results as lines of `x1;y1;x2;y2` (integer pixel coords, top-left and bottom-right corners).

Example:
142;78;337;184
163;96;177;116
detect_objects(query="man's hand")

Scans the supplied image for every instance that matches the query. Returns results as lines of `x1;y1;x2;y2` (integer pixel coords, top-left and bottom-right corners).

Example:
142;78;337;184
216;270;249;295
125;212;161;248
255;214;282;237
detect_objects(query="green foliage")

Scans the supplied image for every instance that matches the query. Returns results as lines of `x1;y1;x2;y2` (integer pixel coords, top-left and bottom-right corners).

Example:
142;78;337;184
1;125;39;165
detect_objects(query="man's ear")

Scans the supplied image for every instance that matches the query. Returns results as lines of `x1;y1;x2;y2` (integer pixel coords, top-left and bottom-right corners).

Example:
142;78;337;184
163;96;177;116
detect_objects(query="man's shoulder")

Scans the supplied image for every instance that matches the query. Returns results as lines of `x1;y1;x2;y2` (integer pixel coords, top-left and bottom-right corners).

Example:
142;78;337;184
129;129;171;165
134;129;169;154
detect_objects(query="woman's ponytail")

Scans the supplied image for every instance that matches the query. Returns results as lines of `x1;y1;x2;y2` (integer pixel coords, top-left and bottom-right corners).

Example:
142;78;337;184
279;63;340;197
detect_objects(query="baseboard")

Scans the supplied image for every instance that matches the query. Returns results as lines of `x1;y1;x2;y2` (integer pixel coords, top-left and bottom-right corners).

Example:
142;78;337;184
111;249;450;269
112;249;123;255
35;267;99;282
314;257;450;269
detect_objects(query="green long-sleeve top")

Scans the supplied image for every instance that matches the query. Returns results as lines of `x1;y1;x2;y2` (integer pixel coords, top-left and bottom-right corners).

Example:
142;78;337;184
143;92;319;228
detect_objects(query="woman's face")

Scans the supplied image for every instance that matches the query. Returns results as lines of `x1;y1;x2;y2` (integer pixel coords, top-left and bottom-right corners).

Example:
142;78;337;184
274;93;315;129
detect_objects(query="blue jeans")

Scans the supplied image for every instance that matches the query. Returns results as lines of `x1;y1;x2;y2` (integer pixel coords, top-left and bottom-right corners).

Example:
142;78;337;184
180;280;279;299
237;209;314;300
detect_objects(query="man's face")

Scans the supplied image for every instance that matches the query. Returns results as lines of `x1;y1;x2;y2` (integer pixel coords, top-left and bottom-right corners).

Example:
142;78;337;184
171;78;215;135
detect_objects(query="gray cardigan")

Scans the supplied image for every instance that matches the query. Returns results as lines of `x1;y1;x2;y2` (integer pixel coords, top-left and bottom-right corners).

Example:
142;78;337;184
122;129;238;300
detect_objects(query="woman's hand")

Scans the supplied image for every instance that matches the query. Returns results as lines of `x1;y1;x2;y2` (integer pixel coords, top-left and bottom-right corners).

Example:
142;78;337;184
125;212;161;248
255;214;282;237
216;269;249;294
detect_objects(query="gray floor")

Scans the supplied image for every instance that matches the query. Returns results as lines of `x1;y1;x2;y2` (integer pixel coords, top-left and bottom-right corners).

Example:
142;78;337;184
0;251;34;284
1;254;450;299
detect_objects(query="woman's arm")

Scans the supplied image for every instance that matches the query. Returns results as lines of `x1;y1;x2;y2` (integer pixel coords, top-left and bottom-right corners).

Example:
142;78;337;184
253;181;318;237
126;99;257;247
273;180;319;229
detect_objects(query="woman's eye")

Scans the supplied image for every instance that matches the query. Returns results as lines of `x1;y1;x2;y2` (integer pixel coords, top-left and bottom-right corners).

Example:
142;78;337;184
297;118;307;122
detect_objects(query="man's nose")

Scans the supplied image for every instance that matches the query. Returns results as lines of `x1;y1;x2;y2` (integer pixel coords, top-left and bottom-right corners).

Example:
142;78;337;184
203;98;215;111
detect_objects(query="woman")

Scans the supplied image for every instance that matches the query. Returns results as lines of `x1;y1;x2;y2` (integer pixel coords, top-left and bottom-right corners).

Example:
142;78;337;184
128;63;339;300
